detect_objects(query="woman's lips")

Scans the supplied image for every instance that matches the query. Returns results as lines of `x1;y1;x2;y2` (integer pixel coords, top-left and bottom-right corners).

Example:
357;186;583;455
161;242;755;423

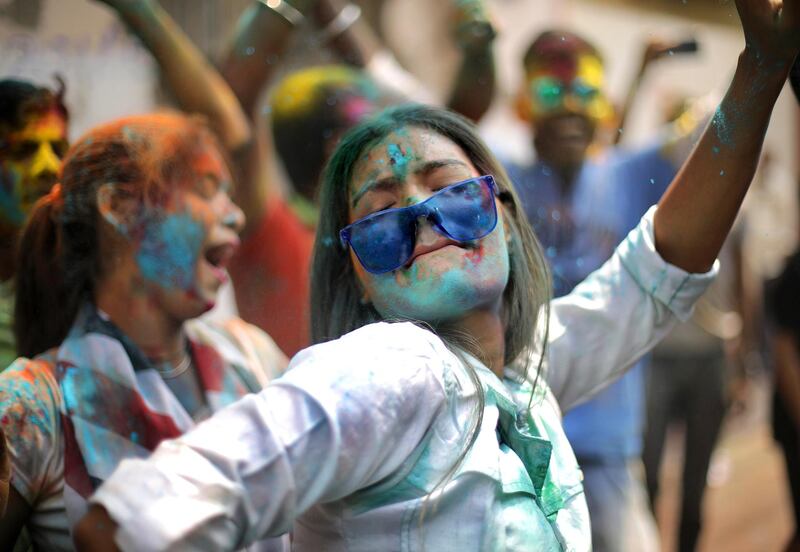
203;239;240;271
404;239;462;268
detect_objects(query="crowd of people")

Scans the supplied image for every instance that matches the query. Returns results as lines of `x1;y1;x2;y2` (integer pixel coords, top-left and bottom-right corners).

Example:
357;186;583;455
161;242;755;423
0;0;799;551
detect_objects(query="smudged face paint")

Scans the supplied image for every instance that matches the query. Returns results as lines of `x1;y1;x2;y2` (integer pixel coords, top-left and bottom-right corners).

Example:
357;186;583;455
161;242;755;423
519;54;610;171
348;127;509;323
130;145;244;319
0;109;68;226
523;54;611;122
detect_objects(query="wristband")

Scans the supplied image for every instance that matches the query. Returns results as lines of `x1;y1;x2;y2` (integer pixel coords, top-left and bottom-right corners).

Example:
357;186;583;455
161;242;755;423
319;3;361;42
258;0;305;26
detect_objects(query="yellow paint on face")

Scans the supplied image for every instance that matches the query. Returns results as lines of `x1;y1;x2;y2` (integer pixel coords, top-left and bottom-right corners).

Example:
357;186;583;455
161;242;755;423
1;109;68;224
519;54;613;123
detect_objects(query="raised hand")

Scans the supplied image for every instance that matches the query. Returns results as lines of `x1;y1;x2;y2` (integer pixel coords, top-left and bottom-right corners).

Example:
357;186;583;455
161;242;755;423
736;0;800;63
452;0;496;52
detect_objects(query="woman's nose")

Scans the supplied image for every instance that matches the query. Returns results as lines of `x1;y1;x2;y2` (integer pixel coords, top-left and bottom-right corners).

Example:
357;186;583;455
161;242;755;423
415;215;441;246
221;201;245;234
30;142;61;179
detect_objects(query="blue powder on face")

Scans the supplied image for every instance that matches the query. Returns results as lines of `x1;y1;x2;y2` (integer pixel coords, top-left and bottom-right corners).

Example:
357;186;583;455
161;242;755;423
136;210;205;290
387;143;411;180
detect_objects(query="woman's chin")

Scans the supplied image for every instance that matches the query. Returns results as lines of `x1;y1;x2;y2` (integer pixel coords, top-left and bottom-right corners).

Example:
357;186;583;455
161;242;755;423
372;278;499;324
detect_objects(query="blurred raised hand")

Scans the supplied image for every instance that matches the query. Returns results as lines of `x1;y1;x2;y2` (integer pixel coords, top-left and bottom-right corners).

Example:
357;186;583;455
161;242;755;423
452;0;496;52
736;0;800;63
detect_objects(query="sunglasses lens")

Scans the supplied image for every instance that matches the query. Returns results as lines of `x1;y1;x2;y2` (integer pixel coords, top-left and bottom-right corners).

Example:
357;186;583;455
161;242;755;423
347;209;415;274
434;177;497;241
531;78;564;111
343;175;497;274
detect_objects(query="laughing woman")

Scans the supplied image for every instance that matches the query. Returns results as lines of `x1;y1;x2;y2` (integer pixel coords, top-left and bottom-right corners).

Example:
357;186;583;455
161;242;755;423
0;114;287;551
76;1;799;550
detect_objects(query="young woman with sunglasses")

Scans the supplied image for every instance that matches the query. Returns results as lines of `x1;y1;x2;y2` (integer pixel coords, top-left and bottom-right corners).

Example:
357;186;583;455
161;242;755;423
76;1;799;549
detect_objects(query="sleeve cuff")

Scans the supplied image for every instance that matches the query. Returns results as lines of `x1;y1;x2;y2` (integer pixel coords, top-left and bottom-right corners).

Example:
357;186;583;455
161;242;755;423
617;205;718;323
90;457;241;552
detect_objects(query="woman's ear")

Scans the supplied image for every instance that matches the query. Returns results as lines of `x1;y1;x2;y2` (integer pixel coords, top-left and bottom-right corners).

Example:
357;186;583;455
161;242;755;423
96;183;138;236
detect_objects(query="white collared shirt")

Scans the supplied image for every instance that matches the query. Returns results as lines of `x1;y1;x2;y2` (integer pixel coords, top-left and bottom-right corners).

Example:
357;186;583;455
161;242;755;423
92;207;716;551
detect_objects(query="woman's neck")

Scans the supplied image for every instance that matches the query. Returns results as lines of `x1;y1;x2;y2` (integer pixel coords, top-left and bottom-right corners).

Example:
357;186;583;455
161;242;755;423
442;305;506;378
94;269;185;364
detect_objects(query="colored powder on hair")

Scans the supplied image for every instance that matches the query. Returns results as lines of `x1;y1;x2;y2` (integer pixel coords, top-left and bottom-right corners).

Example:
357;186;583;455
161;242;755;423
136;210;205;290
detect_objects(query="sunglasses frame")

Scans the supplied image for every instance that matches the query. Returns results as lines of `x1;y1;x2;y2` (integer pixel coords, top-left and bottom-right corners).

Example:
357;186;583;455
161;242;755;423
340;174;499;274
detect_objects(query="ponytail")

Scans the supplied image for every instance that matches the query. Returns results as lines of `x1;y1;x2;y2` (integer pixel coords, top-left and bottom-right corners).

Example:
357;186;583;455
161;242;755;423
14;184;94;358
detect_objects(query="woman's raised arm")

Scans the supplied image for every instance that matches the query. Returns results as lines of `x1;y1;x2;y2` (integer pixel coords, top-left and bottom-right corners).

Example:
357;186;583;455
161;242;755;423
653;0;799;273
93;0;251;151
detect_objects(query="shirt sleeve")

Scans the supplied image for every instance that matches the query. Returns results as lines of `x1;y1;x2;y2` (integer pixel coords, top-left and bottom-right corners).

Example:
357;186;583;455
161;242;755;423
90;322;450;552
0;356;62;505
545;206;718;412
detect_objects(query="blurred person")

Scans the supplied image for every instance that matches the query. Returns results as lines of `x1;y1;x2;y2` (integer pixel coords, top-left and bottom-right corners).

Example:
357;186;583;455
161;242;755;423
765;54;800;552
0;78;69;370
768;215;800;552
219;0;497;356
227;65;395;354
0;113;287;551
72;2;800;547
0;6;253;540
0;0;253;368
505;30;700;552
642;95;757;552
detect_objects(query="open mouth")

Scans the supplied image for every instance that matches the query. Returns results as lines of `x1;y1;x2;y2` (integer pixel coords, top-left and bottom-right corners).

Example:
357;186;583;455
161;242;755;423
203;240;239;279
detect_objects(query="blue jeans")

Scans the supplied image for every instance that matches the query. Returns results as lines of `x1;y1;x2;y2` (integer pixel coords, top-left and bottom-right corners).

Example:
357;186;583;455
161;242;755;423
579;459;659;552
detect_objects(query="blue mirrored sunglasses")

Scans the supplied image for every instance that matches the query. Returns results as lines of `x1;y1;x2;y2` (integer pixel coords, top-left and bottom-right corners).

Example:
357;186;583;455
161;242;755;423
340;175;499;274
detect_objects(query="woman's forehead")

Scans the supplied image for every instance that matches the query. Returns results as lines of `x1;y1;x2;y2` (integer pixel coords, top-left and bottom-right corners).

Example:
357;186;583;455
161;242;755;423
349;127;474;190
190;144;227;175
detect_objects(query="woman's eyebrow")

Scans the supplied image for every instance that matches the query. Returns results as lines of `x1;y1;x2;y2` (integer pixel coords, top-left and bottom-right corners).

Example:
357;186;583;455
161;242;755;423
415;159;471;176
351;159;470;208
351;176;401;208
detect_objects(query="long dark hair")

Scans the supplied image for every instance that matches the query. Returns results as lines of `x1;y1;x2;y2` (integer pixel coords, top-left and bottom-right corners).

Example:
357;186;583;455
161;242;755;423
14;112;219;358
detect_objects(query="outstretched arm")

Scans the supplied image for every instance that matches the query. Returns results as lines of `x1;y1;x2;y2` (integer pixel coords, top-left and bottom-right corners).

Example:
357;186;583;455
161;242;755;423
221;1;313;117
445;0;497;122
94;0;250;151
653;0;800;273
74;324;450;550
